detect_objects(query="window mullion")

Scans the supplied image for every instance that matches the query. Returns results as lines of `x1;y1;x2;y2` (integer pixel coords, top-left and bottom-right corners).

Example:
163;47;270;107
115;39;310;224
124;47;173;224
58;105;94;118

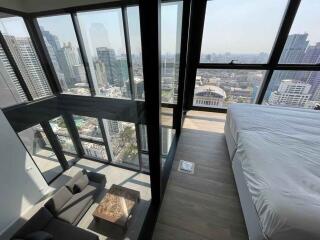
71;13;97;97
184;0;207;110
256;0;301;104
122;6;136;100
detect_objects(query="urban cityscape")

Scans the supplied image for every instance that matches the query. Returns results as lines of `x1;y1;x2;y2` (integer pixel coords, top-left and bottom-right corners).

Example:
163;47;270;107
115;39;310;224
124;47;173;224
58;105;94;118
195;33;320;109
0;13;177;170
1;12;319;175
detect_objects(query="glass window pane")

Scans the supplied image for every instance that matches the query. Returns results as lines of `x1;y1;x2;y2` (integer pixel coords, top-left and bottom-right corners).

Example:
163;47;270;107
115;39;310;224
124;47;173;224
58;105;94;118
139;124;148;152
73;115;102;141
0;15;52;99
18;125;63;183
161;2;182;104
81;141;108;160
279;0;320;64
162;127;175;156
263;70;320;109
141;153;149;172
193;69;265;108
127;6;144;100
161;107;174;128
37;15;91;95
49;116;77;154
77;9;131;99
0;44;28;108
102;119;139;169
200;0;287;64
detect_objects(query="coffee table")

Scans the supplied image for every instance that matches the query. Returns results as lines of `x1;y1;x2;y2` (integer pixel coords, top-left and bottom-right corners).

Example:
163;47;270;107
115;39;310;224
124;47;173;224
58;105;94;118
93;184;140;230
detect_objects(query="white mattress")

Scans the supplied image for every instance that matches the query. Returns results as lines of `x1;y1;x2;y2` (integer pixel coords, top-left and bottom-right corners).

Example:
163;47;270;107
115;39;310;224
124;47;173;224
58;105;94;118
236;130;320;240
226;103;320;145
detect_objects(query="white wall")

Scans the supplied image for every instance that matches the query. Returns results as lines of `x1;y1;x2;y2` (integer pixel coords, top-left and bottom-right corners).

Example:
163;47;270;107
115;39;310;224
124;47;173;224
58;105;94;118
0;111;49;235
0;0;120;13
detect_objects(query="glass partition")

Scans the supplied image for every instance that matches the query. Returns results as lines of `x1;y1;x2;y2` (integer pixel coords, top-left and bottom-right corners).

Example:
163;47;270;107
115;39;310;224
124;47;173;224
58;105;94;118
49;116;77;154
18;125;63;183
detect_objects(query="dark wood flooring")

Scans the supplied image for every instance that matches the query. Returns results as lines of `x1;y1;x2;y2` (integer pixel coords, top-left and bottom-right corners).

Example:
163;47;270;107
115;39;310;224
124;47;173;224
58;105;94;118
153;111;248;240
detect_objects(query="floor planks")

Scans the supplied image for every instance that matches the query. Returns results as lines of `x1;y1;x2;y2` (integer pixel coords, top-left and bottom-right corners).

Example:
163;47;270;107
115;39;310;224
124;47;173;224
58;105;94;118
153;111;248;240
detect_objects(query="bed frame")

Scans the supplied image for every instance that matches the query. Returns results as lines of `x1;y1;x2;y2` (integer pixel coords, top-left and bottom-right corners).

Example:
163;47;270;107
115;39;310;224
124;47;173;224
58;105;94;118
224;123;267;240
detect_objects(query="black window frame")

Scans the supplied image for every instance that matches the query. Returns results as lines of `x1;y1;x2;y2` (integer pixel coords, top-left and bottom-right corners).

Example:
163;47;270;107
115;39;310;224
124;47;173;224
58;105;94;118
184;0;320;113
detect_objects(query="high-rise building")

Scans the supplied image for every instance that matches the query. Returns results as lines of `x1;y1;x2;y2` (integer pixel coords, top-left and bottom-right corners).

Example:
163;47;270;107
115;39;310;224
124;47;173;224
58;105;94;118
41;29;61;52
268;79;311;107
266;34;310;98
280;34;309;63
4;35;52;99
73;64;87;83
55;42;79;87
0;45;27;105
94;60;108;88
43;38;67;89
304;43;320;98
97;47;119;87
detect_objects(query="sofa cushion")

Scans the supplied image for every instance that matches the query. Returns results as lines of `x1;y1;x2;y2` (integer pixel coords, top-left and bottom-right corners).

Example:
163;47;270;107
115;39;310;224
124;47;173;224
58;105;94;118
65;170;86;194
44;187;73;216
44;219;98;240
73;174;89;193
57;183;98;224
13;208;53;238
25;231;53;240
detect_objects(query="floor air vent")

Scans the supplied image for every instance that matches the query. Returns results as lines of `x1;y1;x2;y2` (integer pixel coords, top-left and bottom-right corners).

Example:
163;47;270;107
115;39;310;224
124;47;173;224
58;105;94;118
178;160;195;174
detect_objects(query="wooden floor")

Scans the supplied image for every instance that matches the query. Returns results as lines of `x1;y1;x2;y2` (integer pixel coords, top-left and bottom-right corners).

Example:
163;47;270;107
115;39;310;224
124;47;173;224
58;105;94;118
153;111;248;240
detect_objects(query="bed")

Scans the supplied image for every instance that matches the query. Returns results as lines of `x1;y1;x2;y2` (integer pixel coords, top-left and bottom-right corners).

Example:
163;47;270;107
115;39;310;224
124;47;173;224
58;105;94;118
224;104;320;240
225;104;320;159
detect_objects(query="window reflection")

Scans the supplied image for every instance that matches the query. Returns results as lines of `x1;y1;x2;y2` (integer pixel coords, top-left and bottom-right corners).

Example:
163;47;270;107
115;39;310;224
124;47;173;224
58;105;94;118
18;125;63;183
49;116;77;154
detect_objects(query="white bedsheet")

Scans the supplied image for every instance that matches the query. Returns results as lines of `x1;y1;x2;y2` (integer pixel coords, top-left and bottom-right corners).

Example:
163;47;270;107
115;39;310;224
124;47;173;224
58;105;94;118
227;104;320;144
236;131;320;240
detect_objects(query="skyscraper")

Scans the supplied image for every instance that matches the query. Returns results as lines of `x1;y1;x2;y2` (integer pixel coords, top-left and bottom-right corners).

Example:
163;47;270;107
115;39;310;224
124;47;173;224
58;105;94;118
43;37;67;90
266;34;310;98
304;43;320;98
97;47;120;87
0;45;27;106
94;60;108;88
280;34;309;63
303;42;320;64
4;35;52;99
